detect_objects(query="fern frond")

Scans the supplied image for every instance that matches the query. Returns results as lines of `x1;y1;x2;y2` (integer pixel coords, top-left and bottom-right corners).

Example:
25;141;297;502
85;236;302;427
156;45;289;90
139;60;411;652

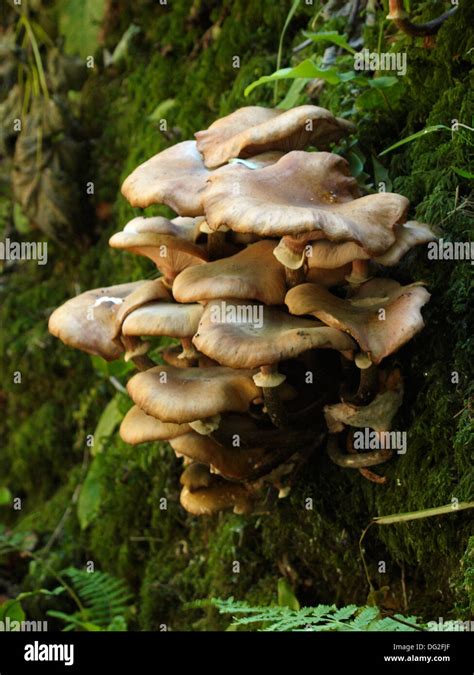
200;597;423;632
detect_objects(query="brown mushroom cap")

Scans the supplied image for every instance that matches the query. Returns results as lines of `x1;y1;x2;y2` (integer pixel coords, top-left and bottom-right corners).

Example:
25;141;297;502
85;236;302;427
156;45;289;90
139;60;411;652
374;221;437;265
127;365;260;423
121;141;283;215
325;369;404;433
180;462;214;490
306;263;352;287
48;281;147;361
173;240;287;305
113;278;172;338
120;405;190;444
122;302;204;338
109;228;207;283
286;279;430;364
121;215;204;241
297;220;437;270
195;105;354;168
170;431;271;481
193;300;356;369
180;467;255;515
121;141;209;215
203;151;408;255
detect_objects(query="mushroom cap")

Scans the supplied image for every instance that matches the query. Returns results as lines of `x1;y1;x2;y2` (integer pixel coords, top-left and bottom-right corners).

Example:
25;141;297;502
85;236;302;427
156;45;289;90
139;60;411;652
120;141;284;215
286;279;430;364
121;141;209;215
48;281;146;360
325;370;404;433
203;151;408;255
127;365;261;423
122;302;204;338
195;105;354;168
301;220;437;270
193;300;356;369
180;470;255;515
180;462;214;490
109;228;207;281
306;263;352;287
374;221;437;266
120;405;190;444
122;215;204;241
170;431;269;481
113;278;172;338
173;240;287;305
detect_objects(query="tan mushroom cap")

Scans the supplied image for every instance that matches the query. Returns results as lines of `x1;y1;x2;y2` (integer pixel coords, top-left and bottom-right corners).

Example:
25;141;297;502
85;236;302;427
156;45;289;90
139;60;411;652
203;151;408;255
127;365;261;423
109;228;207;283
374;221;437;265
180;462;214;490
195;105;354;168
170;431;270;481
121;141;283;214
306;263;352;287
121;141;208;215
122;215;204;241
193;300;356;369
113;278;172;338
120;405;190;444
48;281;146;361
180;468;255;515
122;302;204;338
286;279;430;365
300;220;437;270
173;240;287;305
324;369;404;433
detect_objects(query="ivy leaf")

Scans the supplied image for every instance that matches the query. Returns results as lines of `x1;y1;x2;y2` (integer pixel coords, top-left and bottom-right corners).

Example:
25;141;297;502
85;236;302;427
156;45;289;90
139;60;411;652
77;454;105;530
302;31;356;55
368;76;399;89
245;59;340;97
0;599;25;623
277;78;309;110
91;394;125;457
57;0;107;58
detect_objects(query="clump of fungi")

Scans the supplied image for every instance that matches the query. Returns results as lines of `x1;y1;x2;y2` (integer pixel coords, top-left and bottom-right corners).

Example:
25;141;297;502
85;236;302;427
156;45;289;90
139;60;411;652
49;105;435;516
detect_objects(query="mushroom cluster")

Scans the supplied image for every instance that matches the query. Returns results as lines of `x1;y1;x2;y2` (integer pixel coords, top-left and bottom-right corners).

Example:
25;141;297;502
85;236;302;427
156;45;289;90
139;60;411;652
49;105;435;515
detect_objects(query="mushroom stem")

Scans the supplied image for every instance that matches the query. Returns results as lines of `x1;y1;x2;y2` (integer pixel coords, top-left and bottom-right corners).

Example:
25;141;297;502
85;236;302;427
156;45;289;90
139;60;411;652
344;364;379;406
253;365;289;429
262;385;290;429
327;434;393;468
131;353;156;371
346;259;369;285
387;0;457;37
284;265;306;288
207;230;227;260
179;337;200;361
